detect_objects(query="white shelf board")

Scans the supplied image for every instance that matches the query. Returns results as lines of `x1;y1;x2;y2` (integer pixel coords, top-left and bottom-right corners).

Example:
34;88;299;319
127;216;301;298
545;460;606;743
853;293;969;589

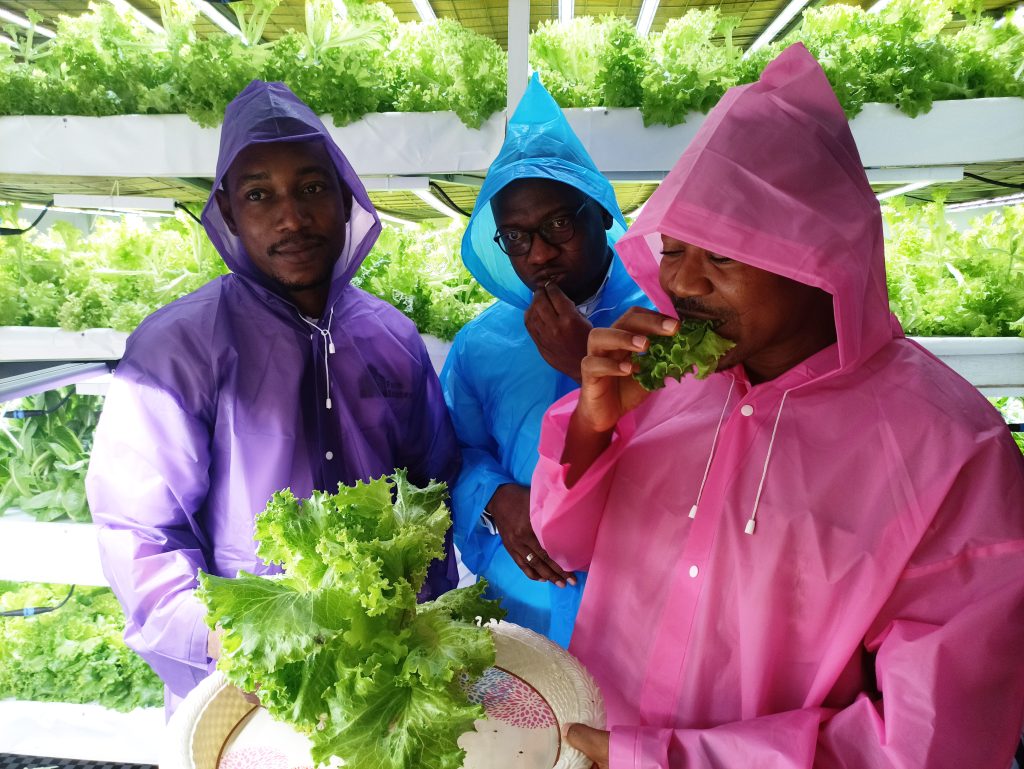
1;99;1021;179
913;336;1024;395
0;699;163;764
0;326;128;362
0;511;108;586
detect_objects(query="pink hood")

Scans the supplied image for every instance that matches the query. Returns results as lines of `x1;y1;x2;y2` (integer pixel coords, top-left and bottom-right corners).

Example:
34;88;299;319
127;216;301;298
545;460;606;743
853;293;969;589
617;43;901;376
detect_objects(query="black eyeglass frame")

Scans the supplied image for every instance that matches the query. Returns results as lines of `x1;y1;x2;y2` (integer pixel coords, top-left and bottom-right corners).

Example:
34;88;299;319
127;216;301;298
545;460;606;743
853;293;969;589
492;199;591;257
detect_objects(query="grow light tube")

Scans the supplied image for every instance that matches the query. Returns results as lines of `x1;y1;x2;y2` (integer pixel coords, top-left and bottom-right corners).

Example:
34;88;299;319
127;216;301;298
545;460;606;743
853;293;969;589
0;34;14;47
413;189;462;220
994;5;1024;28
102;0;165;35
559;0;574;23
875;181;934;201
411;0;436;23
946;192;1024;211
378;211;417;227
745;0;813;56
189;0;244;39
0;9;56;38
636;0;660;37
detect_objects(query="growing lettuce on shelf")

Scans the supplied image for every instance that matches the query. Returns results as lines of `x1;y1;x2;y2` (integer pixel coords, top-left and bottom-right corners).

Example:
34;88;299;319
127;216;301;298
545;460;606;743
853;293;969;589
0;581;163;710
197;471;505;769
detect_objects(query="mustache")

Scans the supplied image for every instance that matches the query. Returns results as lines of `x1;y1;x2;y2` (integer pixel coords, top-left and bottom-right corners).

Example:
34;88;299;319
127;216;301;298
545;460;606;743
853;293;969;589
269;234;328;255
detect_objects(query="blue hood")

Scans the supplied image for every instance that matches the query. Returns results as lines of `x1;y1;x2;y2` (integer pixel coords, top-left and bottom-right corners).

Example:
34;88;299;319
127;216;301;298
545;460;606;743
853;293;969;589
463;73;628;310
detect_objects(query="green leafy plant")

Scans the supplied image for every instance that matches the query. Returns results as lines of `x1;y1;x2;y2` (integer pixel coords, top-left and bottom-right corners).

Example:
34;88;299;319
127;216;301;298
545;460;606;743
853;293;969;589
0;581;163;710
990;397;1024;454
884;200;1024;337
0;389;102;522
198;471;505;769
633;318;736;391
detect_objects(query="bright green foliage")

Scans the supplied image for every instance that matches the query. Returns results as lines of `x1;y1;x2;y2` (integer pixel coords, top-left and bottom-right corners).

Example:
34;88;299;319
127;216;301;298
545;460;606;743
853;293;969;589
352;223;494;341
0;208;228;330
0;389;102;522
390;19;507;129
884;200;1024;337
990;397;1024;454
197;471;505;769
0;581;163;710
641;9;743;126
633;318;736;391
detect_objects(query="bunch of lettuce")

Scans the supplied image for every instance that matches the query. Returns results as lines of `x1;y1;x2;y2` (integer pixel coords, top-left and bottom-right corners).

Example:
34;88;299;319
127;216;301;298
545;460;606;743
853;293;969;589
197;471;505;769
884;199;1024;337
0;581;163;710
633;318;735;391
0;389;102;522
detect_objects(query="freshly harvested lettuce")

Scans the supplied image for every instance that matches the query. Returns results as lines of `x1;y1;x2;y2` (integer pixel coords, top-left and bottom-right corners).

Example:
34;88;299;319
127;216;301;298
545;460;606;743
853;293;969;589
633;318;735;391
197;470;505;769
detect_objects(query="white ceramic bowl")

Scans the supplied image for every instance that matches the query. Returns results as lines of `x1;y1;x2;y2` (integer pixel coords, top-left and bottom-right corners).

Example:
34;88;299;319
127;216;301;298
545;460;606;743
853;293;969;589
163;621;605;769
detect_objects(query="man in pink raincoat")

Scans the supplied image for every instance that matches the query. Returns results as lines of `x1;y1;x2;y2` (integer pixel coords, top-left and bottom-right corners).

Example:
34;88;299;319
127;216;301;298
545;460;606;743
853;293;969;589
531;44;1024;768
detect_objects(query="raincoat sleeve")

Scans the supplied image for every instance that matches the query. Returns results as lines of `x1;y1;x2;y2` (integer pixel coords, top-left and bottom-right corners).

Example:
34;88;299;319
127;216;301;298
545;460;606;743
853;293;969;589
607;437;1024;769
85;366;215;700
531;392;638;573
439;333;518;576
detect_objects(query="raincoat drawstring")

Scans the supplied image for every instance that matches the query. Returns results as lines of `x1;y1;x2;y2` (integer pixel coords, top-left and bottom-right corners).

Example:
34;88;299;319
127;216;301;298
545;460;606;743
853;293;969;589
298;307;336;410
745;388;791;535
689;376;737;520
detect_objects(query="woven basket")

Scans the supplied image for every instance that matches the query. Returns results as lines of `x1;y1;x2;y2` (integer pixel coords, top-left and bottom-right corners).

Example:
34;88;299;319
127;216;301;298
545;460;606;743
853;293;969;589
163;621;605;769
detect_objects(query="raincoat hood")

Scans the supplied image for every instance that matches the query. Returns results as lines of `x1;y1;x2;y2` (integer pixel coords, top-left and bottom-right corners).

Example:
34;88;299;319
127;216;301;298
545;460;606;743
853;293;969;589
617;43;899;375
463;72;629;310
201;80;382;308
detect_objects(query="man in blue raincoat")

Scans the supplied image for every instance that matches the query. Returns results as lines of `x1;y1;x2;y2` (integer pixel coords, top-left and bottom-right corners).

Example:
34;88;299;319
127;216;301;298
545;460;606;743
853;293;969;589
440;74;649;647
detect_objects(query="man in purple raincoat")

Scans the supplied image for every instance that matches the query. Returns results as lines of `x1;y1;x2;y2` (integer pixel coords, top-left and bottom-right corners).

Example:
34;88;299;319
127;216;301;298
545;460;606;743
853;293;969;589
85;81;460;714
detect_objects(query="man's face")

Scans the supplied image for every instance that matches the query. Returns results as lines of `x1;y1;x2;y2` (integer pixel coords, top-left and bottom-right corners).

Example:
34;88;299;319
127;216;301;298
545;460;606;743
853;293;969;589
658;235;836;383
215;140;348;297
491;178;613;304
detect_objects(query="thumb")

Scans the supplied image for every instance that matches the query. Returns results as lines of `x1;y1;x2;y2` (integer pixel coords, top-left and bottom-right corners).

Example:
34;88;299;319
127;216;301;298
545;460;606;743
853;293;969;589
564;723;609;765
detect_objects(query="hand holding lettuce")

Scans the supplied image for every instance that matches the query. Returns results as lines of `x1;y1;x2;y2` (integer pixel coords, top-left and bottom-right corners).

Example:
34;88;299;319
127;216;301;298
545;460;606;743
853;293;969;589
632;318;735;391
197;470;505;769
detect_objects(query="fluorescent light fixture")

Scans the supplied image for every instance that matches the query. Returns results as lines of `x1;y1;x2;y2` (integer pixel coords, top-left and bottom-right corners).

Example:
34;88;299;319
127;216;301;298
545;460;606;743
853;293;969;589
994;5;1024;28
875;180;934;201
636;0;660;37
559;0;574;24
8;201;175;218
189;0;244;39
867;0;892;13
413;189;463;219
0;9;56;38
946;192;1024;211
745;0;813;56
0;34;14;47
865;166;964;185
378;211;417;227
411;0;436;23
53;194;177;212
103;0;165;35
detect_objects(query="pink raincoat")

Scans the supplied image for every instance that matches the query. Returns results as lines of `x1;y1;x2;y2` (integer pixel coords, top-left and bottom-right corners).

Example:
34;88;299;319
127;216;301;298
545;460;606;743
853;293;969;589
531;44;1024;768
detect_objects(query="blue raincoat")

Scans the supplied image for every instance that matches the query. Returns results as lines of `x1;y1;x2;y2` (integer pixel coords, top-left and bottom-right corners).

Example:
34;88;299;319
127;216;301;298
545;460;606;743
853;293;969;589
440;74;649;647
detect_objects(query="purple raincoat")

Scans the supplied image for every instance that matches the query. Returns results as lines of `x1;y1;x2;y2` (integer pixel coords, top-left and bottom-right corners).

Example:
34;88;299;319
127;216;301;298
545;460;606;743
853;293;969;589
85;81;459;713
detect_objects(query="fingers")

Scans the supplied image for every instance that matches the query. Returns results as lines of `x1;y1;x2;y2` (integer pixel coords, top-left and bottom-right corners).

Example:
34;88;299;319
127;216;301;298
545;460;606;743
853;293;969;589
510;541;575;586
611;306;680;336
564;723;610;768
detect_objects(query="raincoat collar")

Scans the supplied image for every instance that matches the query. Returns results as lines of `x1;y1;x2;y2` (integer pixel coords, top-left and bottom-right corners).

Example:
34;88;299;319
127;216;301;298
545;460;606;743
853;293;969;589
200;80;382;319
616;43;901;383
463;73;629;311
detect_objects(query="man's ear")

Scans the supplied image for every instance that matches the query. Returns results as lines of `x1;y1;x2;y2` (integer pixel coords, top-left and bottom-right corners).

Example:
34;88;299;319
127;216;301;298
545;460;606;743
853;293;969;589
602;207;614;231
214;188;239;237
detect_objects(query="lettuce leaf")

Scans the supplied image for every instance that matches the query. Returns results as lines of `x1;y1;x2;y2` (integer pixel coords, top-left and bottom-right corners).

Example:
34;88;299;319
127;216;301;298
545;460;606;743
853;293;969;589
197;470;504;769
633;318;735;391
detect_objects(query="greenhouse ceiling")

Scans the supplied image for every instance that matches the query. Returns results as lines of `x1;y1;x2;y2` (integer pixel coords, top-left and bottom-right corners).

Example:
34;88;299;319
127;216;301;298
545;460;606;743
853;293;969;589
0;0;1022;220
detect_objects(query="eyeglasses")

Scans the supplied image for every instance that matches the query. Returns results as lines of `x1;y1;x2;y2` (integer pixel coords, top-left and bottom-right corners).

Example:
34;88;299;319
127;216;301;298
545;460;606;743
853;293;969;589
493;199;590;257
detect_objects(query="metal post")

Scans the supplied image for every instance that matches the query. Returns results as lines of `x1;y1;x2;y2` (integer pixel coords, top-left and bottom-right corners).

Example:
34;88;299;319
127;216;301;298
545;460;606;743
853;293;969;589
507;0;530;115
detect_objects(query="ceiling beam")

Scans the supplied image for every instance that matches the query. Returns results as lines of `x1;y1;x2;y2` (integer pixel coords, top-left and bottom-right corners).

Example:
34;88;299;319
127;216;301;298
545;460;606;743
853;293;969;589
636;0;660;36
